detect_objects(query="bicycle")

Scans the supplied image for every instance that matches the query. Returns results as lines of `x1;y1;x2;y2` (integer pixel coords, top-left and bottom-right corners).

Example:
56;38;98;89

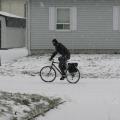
39;59;80;84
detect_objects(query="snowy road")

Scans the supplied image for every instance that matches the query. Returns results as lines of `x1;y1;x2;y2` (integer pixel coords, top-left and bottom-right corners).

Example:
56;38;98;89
0;76;120;120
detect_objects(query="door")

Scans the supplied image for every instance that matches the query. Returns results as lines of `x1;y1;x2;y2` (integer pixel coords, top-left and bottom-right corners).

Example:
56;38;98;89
0;21;1;48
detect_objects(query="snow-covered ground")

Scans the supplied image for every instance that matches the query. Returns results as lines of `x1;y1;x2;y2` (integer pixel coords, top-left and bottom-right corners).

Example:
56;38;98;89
0;47;28;64
0;54;120;120
0;91;62;120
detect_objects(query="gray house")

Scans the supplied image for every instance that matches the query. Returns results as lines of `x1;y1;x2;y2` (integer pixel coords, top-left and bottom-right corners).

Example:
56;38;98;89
0;11;26;49
26;0;120;54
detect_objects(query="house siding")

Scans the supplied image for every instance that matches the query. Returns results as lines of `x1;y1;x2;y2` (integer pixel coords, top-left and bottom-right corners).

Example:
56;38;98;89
30;0;120;50
4;27;25;48
0;15;25;49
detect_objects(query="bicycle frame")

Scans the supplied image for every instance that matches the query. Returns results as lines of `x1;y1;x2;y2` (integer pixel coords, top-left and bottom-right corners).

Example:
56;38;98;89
50;60;62;75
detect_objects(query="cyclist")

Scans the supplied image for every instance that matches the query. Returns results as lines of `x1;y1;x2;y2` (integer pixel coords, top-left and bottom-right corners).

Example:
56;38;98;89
49;39;70;80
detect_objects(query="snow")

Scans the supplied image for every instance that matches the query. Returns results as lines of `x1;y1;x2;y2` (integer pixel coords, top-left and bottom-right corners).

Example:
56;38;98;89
0;11;25;19
0;47;28;64
0;54;120;120
0;90;61;120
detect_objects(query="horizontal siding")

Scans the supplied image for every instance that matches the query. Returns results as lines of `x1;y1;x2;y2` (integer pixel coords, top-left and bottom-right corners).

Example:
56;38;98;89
3;27;25;48
30;0;120;49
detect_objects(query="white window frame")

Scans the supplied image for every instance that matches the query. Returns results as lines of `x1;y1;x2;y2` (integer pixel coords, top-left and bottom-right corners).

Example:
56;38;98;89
49;7;77;31
55;7;71;31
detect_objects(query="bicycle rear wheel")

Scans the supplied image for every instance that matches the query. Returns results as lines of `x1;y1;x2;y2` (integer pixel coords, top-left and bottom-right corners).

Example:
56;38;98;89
40;66;56;82
66;69;80;84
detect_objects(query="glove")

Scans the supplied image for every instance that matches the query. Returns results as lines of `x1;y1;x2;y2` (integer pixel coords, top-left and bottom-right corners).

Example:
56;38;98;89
49;58;52;61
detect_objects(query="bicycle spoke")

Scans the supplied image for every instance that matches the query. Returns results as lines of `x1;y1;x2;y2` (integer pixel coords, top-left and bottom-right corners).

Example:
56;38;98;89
40;66;56;82
66;69;80;84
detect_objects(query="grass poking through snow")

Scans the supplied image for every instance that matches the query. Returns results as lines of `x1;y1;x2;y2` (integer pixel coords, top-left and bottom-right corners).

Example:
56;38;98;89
0;91;63;120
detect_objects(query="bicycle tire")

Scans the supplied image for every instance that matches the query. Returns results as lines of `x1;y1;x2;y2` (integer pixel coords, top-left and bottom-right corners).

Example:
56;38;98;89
66;68;80;84
40;66;56;82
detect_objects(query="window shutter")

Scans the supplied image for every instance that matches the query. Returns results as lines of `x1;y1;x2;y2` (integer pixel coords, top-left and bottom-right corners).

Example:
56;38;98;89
113;6;120;30
49;7;55;30
71;7;77;31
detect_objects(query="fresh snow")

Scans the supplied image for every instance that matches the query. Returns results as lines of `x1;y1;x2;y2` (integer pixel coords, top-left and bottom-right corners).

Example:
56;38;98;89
0;11;25;19
0;47;28;64
0;54;120;120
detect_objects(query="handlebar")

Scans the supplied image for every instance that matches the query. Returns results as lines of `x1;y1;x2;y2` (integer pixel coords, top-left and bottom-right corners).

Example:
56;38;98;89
51;59;59;64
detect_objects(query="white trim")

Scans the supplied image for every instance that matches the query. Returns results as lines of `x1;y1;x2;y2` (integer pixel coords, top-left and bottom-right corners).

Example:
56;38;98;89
49;7;56;30
70;7;77;31
113;6;120;31
55;29;72;32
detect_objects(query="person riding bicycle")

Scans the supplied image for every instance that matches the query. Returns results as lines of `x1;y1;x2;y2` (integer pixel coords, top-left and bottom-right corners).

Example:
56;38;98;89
49;39;70;80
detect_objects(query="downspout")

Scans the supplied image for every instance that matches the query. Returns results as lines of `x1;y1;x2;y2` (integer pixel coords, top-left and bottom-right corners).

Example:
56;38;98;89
26;0;31;55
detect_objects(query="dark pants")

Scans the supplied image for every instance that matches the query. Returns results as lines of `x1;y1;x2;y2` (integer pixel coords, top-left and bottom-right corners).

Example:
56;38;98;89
58;56;70;76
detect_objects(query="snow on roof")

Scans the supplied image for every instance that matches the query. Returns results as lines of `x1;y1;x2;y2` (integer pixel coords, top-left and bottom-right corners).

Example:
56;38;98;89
0;11;25;19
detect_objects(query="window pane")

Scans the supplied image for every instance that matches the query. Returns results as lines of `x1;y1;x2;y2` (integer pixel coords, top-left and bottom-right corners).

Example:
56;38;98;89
56;24;63;29
57;8;70;23
56;24;70;30
64;24;70;29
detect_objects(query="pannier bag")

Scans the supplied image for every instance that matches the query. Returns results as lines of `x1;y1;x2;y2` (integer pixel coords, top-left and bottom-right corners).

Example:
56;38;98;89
68;63;78;73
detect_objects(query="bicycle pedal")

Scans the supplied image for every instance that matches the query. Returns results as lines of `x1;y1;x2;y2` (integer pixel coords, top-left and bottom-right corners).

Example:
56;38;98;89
60;76;66;80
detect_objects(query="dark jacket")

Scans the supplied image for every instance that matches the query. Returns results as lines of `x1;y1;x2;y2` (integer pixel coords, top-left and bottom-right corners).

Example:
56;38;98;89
50;42;70;60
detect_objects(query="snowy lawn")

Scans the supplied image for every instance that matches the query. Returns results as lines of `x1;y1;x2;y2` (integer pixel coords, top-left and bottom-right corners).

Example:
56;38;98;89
0;91;62;120
0;54;120;120
0;48;28;64
0;54;120;78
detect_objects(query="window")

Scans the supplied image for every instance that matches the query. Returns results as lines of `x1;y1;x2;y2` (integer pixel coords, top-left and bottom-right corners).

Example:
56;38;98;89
49;7;77;31
56;8;70;30
113;6;120;31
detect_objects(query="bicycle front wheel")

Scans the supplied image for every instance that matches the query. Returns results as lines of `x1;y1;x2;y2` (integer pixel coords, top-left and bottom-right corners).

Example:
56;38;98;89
66;69;80;84
40;66;56;82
